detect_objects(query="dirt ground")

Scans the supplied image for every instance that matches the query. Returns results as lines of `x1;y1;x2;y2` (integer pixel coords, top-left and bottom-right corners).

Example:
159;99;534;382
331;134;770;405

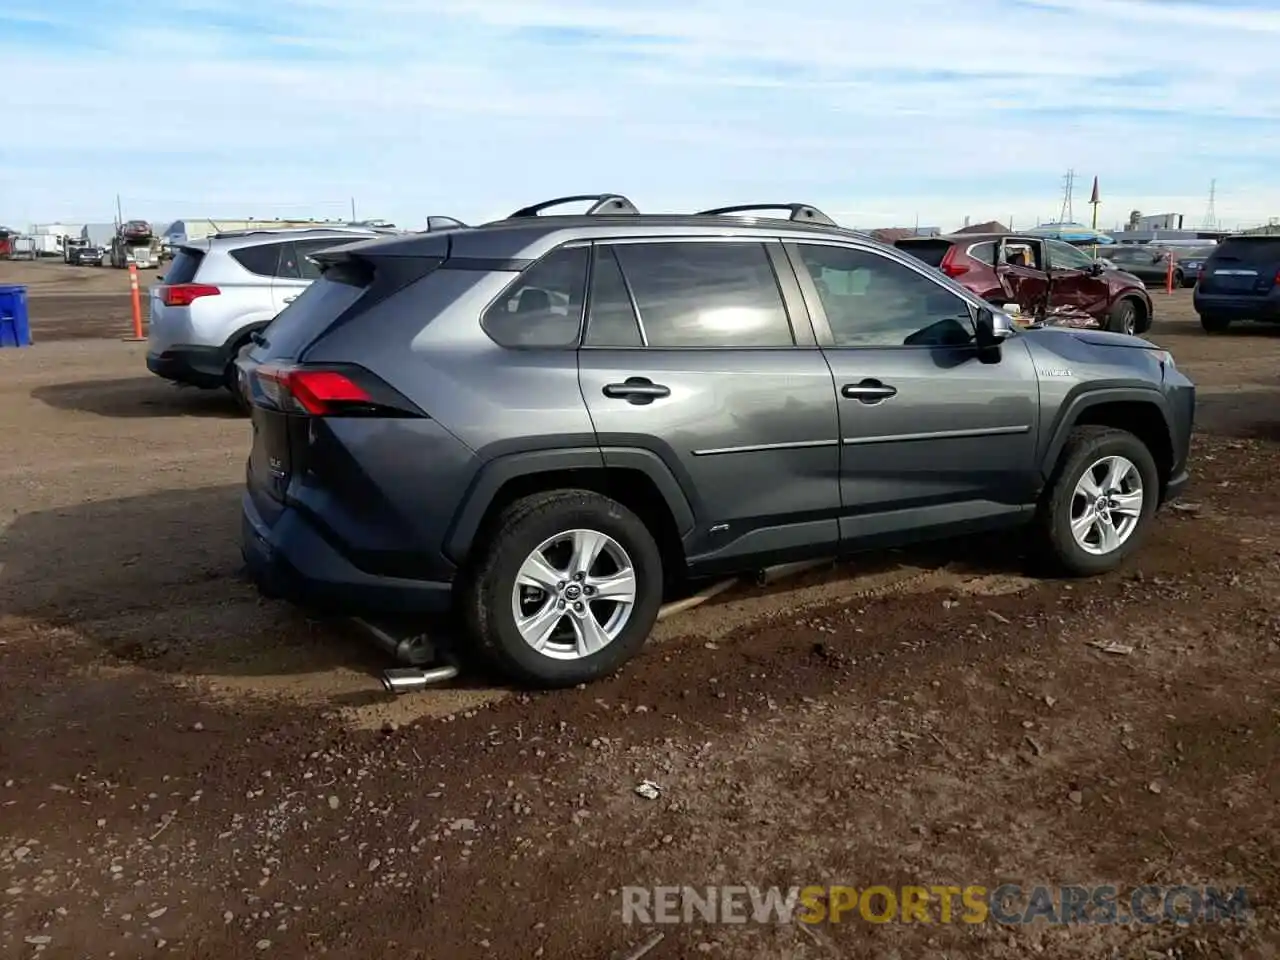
1;260;1278;959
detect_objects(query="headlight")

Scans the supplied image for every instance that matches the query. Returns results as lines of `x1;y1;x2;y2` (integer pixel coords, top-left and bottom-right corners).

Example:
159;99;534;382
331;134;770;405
1152;349;1175;369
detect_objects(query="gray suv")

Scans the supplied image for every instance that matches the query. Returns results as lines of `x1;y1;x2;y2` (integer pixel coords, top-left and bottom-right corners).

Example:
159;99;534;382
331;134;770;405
237;195;1195;688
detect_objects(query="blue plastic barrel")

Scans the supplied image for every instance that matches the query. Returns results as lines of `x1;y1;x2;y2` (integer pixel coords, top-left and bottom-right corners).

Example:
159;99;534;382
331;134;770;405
0;285;31;348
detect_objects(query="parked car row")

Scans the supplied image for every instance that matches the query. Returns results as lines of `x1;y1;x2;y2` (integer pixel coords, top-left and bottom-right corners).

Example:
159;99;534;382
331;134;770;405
211;194;1193;689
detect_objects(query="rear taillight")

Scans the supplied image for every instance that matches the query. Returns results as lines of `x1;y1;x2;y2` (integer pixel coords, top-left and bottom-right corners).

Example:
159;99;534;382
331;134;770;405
939;247;969;278
250;363;422;418
160;283;219;307
1199;266;1207;283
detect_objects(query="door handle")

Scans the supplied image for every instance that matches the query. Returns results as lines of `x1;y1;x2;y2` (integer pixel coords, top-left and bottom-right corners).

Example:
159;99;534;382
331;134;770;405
842;379;897;404
283;295;297;304
602;377;671;405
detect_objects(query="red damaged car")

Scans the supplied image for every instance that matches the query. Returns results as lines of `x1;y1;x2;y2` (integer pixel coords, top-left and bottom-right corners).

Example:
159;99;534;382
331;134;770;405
896;233;1153;335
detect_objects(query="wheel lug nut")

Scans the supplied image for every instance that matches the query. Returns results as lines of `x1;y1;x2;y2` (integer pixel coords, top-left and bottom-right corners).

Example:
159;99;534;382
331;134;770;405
574;572;585;581
574;602;584;612
558;600;566;609
584;586;594;595
557;581;566;590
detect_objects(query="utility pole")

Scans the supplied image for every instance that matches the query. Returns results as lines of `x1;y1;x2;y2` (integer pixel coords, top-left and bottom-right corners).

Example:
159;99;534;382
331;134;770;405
350;197;357;222
115;194;123;227
1059;169;1076;224
1202;180;1218;231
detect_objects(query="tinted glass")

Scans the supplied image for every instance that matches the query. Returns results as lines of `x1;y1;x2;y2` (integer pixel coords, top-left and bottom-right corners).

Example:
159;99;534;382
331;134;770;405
1213;238;1280;264
584;246;643;347
164;248;204;284
610;241;793;348
895;239;953;267
275;242;303;280
231;242;284;278
796;244;974;348
251;277;367;360
294;239;348;280
1107;247;1147;262
482;246;588;348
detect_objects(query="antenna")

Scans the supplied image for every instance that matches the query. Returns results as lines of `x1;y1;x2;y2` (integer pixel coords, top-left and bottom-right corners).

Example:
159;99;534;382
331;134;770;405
1058;169;1076;224
1202;180;1218;230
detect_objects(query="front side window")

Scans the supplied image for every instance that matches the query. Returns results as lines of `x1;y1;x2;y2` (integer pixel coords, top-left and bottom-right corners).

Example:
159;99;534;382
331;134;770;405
795;244;975;348
607;241;794;348
481;246;588;348
1046;239;1097;271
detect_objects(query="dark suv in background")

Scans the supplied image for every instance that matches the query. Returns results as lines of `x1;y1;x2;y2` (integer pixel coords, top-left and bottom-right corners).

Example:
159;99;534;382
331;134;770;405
896;233;1153;335
238;195;1194;688
1193;234;1280;333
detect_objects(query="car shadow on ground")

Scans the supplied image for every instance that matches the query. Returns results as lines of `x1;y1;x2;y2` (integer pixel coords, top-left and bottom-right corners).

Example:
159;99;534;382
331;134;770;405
31;376;244;419
0;480;1054;695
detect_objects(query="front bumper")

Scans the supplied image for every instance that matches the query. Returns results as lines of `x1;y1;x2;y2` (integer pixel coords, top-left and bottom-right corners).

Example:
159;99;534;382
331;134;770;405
240;492;454;615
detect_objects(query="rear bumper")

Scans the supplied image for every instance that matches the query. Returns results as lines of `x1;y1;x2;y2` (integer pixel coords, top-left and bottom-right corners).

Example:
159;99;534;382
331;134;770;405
240;492;453;615
146;345;229;389
1193;291;1280;321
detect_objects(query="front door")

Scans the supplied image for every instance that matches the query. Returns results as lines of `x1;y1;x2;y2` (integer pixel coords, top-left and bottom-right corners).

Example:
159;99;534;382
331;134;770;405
995;238;1050;320
785;241;1041;548
576;238;841;573
1044;238;1112;323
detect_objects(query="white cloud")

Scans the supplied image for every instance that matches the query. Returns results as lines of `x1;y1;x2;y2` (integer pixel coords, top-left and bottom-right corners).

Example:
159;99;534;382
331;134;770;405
2;0;1278;231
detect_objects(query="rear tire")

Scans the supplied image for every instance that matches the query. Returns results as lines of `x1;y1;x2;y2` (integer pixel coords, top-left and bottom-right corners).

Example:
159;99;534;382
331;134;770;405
1033;426;1159;577
1199;314;1232;334
462;490;663;688
1105;298;1139;336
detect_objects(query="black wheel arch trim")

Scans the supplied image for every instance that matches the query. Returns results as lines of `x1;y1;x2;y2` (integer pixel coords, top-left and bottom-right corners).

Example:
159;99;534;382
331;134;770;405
1039;382;1174;478
443;441;696;565
220;320;272;363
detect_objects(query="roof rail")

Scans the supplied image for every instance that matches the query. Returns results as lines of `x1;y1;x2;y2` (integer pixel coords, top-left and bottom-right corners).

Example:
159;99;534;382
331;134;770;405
508;194;640;218
425;216;468;232
695;203;838;227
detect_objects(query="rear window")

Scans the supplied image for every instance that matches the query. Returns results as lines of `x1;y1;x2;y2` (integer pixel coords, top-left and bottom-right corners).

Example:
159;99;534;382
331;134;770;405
1213;238;1280;264
894;239;954;267
164;248;205;284
252;275;367;361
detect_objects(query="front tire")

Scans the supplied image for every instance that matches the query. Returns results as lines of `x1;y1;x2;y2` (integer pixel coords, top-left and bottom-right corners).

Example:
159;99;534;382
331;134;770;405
1199;314;1232;334
1033;426;1159;577
462;490;663;688
1105;298;1139;336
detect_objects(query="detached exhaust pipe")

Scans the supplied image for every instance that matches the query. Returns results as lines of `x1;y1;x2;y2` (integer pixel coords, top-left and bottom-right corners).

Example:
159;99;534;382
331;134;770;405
381;665;459;694
351;617;436;666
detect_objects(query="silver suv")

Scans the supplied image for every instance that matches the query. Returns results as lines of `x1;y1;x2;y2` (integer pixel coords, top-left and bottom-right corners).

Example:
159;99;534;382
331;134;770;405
145;226;395;397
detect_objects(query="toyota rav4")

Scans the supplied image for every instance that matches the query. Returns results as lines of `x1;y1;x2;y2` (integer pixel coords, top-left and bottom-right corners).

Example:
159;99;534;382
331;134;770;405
237;195;1194;688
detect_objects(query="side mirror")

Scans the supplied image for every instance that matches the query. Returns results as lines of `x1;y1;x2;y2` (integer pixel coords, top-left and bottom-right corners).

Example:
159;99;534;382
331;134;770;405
1087;261;1105;276
974;307;1013;362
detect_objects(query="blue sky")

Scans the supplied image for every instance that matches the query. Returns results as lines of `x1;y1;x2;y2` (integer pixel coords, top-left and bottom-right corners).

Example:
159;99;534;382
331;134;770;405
2;0;1279;232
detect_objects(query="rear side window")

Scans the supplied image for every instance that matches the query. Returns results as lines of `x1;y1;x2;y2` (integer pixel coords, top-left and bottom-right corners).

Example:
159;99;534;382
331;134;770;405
966;241;996;265
1213;238;1280;264
294;239;349;280
584;246;643;347
482;246;588;348
165;248;205;284
231;242;285;278
609;241;794;348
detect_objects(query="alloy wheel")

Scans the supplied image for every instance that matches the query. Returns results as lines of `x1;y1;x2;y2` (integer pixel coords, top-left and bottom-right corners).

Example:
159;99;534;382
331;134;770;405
510;528;637;660
1069;455;1144;556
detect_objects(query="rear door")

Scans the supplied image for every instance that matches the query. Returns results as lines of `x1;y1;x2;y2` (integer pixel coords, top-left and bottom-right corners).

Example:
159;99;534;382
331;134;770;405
270;237;358;313
1044;238;1111;322
1200;237;1280;298
995;238;1050;319
576;237;842;572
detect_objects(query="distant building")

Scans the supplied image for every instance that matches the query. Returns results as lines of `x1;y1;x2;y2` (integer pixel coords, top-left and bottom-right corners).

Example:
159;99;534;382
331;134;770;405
867;226;942;243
